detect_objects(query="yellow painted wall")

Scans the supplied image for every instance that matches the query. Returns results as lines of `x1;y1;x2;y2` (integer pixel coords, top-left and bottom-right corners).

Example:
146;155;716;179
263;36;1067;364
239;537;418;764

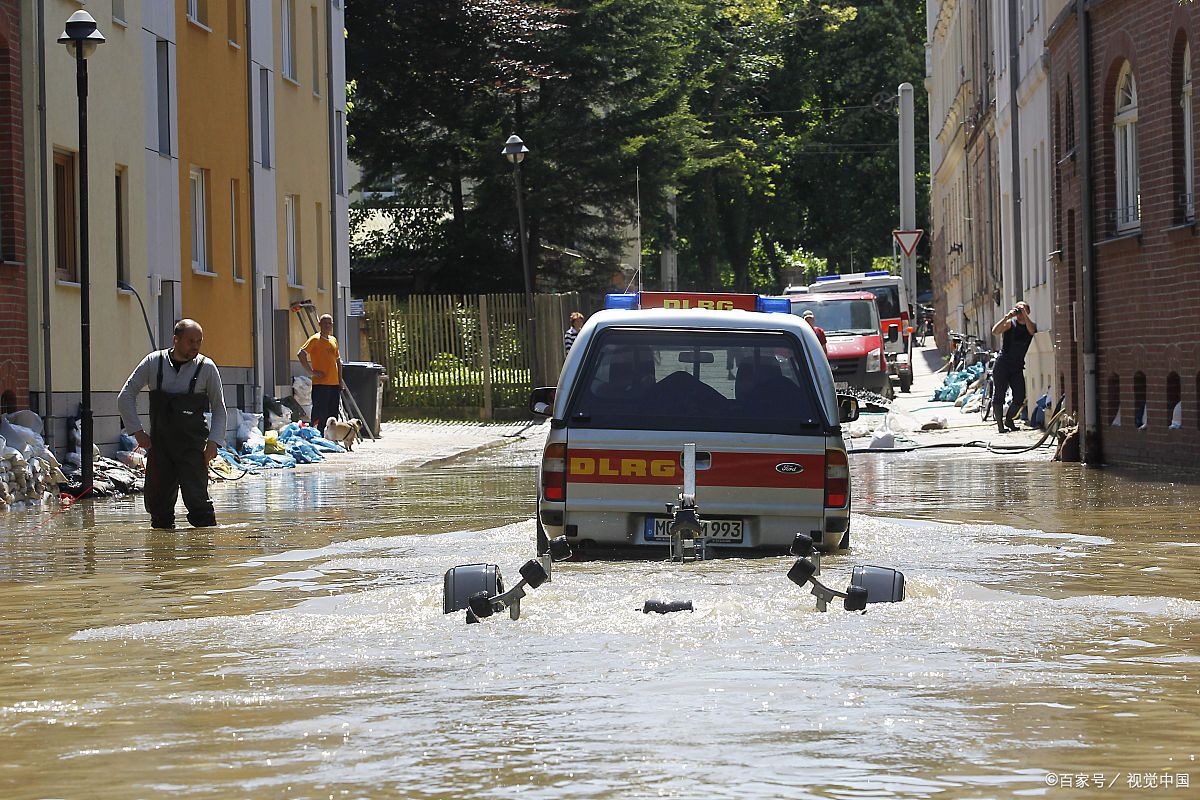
28;1;151;393
177;1;253;367
275;0;332;356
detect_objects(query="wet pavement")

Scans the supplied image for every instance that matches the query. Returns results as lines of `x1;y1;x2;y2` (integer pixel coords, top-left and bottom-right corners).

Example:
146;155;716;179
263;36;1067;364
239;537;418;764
1;423;1198;799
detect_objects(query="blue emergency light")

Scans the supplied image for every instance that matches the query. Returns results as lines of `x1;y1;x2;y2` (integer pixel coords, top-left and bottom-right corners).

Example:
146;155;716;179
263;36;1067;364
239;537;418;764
604;293;640;310
755;297;791;314
815;275;841;282
865;270;892;277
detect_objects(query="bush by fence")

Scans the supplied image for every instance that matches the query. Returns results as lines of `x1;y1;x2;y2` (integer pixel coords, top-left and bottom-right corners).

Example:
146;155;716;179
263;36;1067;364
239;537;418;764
361;292;599;418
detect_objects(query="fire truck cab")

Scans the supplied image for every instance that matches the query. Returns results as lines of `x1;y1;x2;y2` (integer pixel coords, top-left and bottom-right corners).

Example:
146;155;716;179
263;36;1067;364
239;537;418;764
530;291;860;556
807;271;914;393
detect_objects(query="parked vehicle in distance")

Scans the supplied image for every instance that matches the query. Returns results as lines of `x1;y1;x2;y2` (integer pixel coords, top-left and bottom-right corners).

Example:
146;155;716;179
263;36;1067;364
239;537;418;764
783;285;810;295
807;270;914;392
529;290;860;556
790;292;891;398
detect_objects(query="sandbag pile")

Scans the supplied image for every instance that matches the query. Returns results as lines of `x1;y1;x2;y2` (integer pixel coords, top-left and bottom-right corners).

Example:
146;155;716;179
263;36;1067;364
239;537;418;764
0;415;69;511
932;363;985;403
238;421;344;468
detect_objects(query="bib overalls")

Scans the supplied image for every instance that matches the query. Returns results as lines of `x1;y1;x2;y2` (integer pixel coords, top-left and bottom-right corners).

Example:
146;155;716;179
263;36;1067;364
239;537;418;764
144;353;217;529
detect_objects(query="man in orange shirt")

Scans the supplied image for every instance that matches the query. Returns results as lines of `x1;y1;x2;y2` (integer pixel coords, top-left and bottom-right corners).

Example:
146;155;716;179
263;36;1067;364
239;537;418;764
298;314;342;431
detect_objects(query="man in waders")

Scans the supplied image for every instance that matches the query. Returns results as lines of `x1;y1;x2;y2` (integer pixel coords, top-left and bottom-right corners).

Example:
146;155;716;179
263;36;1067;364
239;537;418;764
118;319;228;529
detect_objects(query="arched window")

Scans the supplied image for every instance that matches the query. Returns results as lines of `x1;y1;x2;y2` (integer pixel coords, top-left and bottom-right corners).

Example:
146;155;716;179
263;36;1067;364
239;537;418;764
1183;46;1194;220
1115;64;1140;231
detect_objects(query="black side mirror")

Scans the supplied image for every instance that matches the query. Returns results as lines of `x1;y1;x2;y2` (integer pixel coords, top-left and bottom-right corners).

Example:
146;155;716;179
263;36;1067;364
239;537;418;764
887;324;900;342
529;386;556;417
837;394;860;423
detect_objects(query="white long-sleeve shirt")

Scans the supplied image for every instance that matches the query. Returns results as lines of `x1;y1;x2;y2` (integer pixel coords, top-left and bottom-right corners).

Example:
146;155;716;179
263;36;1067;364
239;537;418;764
117;350;228;445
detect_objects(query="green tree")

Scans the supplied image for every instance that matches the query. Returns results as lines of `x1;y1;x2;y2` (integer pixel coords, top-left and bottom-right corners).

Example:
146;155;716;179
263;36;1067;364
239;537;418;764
348;0;706;292
662;1;928;292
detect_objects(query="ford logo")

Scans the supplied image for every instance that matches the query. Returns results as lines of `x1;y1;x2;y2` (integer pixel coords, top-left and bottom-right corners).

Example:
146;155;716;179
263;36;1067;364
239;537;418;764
775;462;804;474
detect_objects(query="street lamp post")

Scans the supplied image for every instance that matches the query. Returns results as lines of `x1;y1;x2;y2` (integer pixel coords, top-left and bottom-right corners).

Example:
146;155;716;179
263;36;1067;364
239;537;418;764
59;11;105;493
502;134;540;387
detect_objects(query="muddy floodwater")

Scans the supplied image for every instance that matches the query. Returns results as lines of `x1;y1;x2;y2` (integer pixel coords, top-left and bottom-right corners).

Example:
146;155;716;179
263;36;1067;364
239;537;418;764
2;435;1198;799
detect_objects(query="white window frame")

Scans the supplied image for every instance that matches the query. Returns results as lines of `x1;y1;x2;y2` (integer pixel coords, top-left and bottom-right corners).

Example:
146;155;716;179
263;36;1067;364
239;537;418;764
1184;46;1195;221
1114;64;1140;232
285;194;300;286
315;203;325;291
113;0;127;25
231;179;243;281
282;0;297;81
187;0;209;28
190;167;213;274
311;5;321;95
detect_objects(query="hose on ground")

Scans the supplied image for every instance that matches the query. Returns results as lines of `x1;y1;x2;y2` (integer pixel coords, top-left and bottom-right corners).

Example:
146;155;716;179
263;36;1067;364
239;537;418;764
848;407;1070;456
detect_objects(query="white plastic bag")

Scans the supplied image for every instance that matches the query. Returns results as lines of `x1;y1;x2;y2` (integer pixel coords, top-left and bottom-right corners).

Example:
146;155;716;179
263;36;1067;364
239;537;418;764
4;410;43;435
0;420;43;452
868;426;896;450
292;375;313;406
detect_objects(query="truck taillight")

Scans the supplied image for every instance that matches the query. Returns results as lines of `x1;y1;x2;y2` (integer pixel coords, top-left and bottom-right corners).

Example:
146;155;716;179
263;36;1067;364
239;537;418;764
825;449;849;508
542;443;567;502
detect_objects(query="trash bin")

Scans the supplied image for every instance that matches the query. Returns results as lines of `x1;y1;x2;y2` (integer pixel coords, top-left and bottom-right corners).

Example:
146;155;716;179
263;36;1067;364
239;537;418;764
341;362;387;437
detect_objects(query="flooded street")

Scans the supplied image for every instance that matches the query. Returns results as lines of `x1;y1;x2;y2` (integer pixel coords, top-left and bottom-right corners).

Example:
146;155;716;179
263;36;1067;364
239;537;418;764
2;436;1198;799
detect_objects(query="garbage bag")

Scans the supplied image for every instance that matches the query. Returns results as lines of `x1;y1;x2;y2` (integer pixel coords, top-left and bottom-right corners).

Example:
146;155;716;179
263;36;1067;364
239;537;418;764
4;410;43;434
0;420;43;452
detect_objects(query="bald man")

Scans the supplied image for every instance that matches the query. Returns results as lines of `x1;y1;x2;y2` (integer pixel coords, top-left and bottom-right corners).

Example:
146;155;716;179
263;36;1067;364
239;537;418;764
118;319;227;529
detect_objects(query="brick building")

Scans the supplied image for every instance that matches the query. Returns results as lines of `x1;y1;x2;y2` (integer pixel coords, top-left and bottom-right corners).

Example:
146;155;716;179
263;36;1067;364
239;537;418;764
0;0;24;414
1048;0;1200;468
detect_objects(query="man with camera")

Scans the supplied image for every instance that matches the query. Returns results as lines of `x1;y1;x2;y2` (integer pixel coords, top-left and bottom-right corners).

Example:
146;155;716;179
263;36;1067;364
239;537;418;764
989;301;1037;433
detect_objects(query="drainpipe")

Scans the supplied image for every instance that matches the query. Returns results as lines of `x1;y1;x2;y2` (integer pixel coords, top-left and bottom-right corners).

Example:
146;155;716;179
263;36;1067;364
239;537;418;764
325;0;339;332
1008;0;1024;302
1076;0;1100;463
246;0;261;410
36;0;54;451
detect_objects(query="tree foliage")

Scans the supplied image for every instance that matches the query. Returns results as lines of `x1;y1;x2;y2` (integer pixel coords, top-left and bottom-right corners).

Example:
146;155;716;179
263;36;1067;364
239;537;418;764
347;0;929;294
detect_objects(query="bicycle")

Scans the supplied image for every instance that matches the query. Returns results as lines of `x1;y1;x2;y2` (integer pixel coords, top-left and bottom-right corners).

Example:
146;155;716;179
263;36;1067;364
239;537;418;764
914;306;934;347
978;350;998;421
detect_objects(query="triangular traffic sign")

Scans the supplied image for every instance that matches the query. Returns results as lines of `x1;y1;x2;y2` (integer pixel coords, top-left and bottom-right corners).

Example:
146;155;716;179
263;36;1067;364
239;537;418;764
893;229;924;258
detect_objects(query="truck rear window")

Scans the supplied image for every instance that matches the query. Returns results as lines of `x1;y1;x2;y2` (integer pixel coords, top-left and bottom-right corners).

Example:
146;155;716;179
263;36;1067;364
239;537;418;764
565;329;826;434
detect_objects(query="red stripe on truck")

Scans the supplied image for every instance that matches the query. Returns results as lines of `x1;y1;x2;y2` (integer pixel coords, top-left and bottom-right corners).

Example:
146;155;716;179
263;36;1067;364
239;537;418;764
567;449;824;489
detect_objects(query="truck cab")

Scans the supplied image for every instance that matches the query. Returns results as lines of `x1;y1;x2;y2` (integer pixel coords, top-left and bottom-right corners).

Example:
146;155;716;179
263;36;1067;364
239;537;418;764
531;291;858;556
790;292;890;397
807;271;914;393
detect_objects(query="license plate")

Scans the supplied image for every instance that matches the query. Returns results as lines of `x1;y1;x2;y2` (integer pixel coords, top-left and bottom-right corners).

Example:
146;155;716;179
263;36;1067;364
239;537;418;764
644;517;743;543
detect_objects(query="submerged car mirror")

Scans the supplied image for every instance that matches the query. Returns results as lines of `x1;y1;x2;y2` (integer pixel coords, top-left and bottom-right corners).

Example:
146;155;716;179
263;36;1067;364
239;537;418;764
887;324;900;342
837;394;860;423
529;386;556;417
848;565;905;604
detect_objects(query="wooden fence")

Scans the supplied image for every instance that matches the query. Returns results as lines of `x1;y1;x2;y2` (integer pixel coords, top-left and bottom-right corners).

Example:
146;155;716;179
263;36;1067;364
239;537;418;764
360;292;599;418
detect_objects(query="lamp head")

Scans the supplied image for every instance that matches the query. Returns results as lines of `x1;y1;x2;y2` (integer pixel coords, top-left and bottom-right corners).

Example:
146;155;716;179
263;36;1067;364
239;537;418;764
58;10;105;59
502;134;529;165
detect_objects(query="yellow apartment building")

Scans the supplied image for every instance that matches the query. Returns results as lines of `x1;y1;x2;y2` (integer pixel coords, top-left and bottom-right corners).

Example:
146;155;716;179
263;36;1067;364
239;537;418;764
22;0;349;453
176;0;254;372
274;0;339;365
23;0;154;450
